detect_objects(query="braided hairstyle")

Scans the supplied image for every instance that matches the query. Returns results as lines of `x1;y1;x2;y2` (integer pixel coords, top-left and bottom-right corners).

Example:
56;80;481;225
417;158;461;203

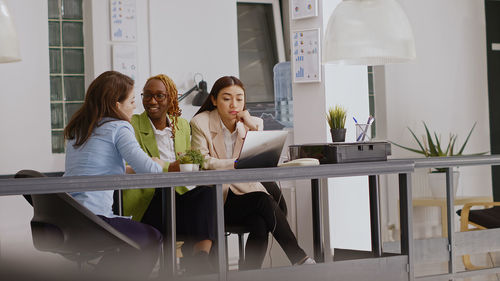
145;74;182;137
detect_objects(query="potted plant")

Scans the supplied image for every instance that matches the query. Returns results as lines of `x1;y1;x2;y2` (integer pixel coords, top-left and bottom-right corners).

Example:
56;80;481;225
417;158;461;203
392;121;486;198
177;149;205;172
326;105;347;142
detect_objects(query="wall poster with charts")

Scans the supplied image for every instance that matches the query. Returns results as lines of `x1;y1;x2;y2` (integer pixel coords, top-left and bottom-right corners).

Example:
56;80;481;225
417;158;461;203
110;0;137;41
291;0;318;20
112;44;138;81
292;28;321;83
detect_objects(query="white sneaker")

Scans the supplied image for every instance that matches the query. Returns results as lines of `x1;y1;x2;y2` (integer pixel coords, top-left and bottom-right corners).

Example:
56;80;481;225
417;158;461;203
303;257;316;265
296;257;316;265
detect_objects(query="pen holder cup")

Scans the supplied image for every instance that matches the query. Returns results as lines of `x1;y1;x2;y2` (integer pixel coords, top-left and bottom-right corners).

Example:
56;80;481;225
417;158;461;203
288;145;300;161
355;124;372;142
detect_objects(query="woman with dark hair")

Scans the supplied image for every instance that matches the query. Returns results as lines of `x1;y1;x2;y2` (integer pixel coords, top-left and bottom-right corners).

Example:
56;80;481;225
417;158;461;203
190;76;315;269
64;70;163;279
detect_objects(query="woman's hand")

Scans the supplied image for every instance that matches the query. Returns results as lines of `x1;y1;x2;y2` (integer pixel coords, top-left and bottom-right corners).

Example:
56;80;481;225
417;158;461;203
126;165;136;174
236;110;258;131
152;157;166;169
168;160;180;172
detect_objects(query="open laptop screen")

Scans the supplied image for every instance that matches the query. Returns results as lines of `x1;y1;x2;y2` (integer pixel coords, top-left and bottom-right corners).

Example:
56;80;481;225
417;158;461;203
235;130;288;169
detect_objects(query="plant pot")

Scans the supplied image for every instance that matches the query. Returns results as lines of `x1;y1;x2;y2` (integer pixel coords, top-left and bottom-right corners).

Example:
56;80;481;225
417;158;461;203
428;171;459;198
179;164;199;172
330;128;346;142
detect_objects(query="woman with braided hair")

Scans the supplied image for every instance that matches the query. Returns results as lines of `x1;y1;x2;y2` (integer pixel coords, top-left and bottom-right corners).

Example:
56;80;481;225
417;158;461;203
123;74;216;274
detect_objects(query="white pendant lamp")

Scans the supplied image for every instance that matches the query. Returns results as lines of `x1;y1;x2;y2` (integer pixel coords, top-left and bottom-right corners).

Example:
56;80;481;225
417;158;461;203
0;0;21;63
323;0;416;65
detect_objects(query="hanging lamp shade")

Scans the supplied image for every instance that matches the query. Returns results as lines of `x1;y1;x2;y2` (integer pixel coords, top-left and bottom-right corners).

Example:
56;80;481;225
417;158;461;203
0;0;21;63
323;0;415;65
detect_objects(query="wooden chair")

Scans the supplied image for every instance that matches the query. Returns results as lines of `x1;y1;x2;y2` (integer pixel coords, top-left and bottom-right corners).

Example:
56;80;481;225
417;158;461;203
457;201;500;270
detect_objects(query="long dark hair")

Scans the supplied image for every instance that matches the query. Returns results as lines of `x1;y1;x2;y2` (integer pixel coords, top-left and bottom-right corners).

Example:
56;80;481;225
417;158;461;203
64;71;134;147
194;76;246;116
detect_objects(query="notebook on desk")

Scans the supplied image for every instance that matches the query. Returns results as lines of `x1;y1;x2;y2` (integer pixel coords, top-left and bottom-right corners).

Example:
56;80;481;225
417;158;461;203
235;130;288;169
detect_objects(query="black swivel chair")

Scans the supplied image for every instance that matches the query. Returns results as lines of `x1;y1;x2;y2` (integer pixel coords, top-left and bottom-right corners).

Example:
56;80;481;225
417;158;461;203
15;170;140;270
225;181;287;269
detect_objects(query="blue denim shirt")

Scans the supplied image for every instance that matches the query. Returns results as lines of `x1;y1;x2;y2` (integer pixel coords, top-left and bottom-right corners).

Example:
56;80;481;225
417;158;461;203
65;118;162;217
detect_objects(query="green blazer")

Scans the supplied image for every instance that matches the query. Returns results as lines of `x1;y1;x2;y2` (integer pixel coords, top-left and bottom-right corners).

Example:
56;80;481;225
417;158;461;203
123;111;191;221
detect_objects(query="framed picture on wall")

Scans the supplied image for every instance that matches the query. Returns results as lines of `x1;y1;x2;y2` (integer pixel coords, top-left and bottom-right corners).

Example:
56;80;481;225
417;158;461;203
110;0;137;41
112;44;138;80
291;0;318;20
291;28;321;83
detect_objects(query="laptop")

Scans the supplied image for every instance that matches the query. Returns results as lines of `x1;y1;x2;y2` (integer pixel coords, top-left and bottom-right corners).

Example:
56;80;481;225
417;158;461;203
235;130;288;169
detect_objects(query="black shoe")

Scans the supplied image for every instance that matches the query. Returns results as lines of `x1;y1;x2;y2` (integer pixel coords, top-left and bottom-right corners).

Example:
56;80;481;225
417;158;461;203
182;251;215;276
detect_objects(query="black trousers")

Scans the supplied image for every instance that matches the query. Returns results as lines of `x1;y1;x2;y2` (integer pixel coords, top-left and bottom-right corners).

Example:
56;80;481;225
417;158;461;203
224;189;307;269
141;186;217;256
97;216;162;279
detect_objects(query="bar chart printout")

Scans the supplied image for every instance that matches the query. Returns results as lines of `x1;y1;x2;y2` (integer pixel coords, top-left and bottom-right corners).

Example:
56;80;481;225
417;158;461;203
292;29;320;83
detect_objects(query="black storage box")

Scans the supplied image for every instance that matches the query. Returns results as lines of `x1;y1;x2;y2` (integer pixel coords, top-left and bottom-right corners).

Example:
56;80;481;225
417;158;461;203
288;141;391;164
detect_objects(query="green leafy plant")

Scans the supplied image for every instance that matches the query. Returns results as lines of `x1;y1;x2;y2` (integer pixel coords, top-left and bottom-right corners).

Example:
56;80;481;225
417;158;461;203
326;105;347;130
178;149;205;169
392;121;486;172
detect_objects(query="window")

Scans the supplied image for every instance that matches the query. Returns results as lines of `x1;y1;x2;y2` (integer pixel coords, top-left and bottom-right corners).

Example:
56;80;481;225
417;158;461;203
48;0;85;153
367;66;376;138
237;1;285;117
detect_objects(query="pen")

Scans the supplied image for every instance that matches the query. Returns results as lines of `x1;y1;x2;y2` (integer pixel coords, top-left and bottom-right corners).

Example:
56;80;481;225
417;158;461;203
355;117;363;141
356;131;363;142
361;116;374;141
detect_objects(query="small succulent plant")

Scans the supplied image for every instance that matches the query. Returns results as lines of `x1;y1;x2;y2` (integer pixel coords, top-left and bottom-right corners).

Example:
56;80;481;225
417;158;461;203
177;149;205;169
326;105;347;130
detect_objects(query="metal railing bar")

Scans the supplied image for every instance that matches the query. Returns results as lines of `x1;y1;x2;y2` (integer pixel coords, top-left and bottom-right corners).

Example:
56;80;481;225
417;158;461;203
0;160;414;196
400;155;500;169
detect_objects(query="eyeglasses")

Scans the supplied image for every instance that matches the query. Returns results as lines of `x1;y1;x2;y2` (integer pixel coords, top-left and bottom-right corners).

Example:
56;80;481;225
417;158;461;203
141;93;167;102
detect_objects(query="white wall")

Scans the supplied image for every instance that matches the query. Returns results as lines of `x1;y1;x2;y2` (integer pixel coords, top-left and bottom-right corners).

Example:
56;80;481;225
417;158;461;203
291;0;372;254
148;0;239;120
0;0;64;266
0;0;62;174
325;65;371;251
90;0;152;96
381;0;491;236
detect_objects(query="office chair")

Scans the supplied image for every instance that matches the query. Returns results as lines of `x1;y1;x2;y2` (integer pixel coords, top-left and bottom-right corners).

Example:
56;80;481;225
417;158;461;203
456;201;500;270
15;169;140;270
225;181;287;269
